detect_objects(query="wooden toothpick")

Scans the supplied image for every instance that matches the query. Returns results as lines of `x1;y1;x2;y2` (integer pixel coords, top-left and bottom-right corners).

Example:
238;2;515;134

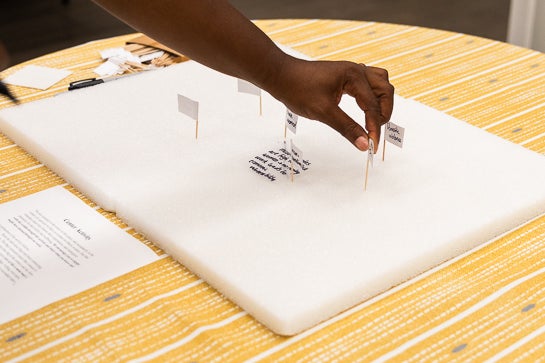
259;95;263;116
364;139;374;191
382;136;386;161
364;156;370;191
177;94;199;140
290;158;294;183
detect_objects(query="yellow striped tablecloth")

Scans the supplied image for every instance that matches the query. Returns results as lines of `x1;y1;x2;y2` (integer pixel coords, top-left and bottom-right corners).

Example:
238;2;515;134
1;19;545;362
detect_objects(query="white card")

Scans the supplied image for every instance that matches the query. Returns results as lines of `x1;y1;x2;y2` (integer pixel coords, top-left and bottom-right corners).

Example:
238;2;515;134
0;186;159;324
3;65;72;90
93;60;123;77
99;47;126;59
99;48;140;64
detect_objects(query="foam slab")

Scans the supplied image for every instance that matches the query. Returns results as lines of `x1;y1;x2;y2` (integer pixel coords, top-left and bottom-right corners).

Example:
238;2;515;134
2;58;545;335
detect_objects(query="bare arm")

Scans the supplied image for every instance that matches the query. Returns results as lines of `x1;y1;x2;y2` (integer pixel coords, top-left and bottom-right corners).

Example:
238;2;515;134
93;0;394;151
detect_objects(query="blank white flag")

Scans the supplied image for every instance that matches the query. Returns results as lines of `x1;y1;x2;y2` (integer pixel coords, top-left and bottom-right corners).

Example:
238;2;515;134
178;94;199;120
237;79;261;96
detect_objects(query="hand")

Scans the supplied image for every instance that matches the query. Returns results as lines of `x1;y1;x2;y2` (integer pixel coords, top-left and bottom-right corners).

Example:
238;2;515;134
267;57;394;152
91;1;393;152
92;0;393;152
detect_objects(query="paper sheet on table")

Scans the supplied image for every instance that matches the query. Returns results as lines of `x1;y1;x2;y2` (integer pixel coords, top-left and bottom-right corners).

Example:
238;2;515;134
94;60;123;77
3;65;72;90
0;186;160;324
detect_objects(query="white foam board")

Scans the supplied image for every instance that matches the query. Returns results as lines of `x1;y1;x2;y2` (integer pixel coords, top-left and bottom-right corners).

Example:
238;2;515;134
1;58;545;335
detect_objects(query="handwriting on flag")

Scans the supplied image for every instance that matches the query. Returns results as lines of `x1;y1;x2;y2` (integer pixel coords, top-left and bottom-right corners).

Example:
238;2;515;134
368;138;374;168
385;122;405;148
285;109;298;134
282;140;292;178
248;142;311;182
290;139;305;173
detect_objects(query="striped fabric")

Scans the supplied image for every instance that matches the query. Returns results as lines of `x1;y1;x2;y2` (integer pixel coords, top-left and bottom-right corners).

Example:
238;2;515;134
1;19;545;362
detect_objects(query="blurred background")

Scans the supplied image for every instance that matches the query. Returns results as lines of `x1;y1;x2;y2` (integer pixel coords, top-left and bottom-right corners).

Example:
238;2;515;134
0;0;528;68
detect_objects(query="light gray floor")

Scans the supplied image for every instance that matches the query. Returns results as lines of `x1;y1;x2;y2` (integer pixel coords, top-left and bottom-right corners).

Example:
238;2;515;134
0;0;510;67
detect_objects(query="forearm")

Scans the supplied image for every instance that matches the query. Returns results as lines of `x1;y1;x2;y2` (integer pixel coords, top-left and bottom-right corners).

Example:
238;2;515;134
93;0;288;90
93;1;394;151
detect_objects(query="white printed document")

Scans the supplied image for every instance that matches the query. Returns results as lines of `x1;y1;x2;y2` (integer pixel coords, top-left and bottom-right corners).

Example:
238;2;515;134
0;186;159;324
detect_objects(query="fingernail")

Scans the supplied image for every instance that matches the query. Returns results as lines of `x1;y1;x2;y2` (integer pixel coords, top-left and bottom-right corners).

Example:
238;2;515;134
355;136;368;151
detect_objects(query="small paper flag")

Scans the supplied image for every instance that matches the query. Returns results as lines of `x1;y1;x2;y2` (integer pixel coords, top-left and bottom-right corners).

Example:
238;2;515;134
385;121;405;148
177;94;199;121
237;79;261;96
368;138;374;168
285;109;298;134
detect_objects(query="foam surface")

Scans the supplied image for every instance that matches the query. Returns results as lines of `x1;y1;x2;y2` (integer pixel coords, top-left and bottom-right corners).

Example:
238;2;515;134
2;59;545;335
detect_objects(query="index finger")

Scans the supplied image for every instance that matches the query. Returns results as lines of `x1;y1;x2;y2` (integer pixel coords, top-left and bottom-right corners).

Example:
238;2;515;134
344;64;385;152
366;66;395;123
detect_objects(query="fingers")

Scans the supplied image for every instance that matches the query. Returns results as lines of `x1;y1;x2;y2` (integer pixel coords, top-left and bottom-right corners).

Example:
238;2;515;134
365;109;382;152
327;106;369;151
272;59;393;153
365;66;394;121
346;63;394;152
312;106;369;151
343;65;383;151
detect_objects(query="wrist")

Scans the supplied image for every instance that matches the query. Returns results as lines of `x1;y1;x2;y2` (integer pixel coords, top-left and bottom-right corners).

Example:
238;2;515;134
254;47;298;103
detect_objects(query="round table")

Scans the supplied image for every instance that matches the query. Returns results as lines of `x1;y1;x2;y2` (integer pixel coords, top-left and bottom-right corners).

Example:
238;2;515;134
1;19;545;362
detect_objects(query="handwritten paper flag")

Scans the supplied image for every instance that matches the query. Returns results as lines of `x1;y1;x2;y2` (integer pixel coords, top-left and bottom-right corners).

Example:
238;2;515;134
290;139;303;171
368;138;374;168
365;138;374;191
287;139;305;182
282;140;292;178
382;121;405;161
385;121;405;148
285;109;298;135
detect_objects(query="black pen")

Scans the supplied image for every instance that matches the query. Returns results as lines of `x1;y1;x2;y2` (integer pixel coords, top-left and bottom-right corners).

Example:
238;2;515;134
68;73;140;91
68;77;108;91
0;80;19;104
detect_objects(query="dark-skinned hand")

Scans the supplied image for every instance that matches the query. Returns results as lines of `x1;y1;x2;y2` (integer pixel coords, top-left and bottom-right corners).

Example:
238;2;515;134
269;57;394;152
